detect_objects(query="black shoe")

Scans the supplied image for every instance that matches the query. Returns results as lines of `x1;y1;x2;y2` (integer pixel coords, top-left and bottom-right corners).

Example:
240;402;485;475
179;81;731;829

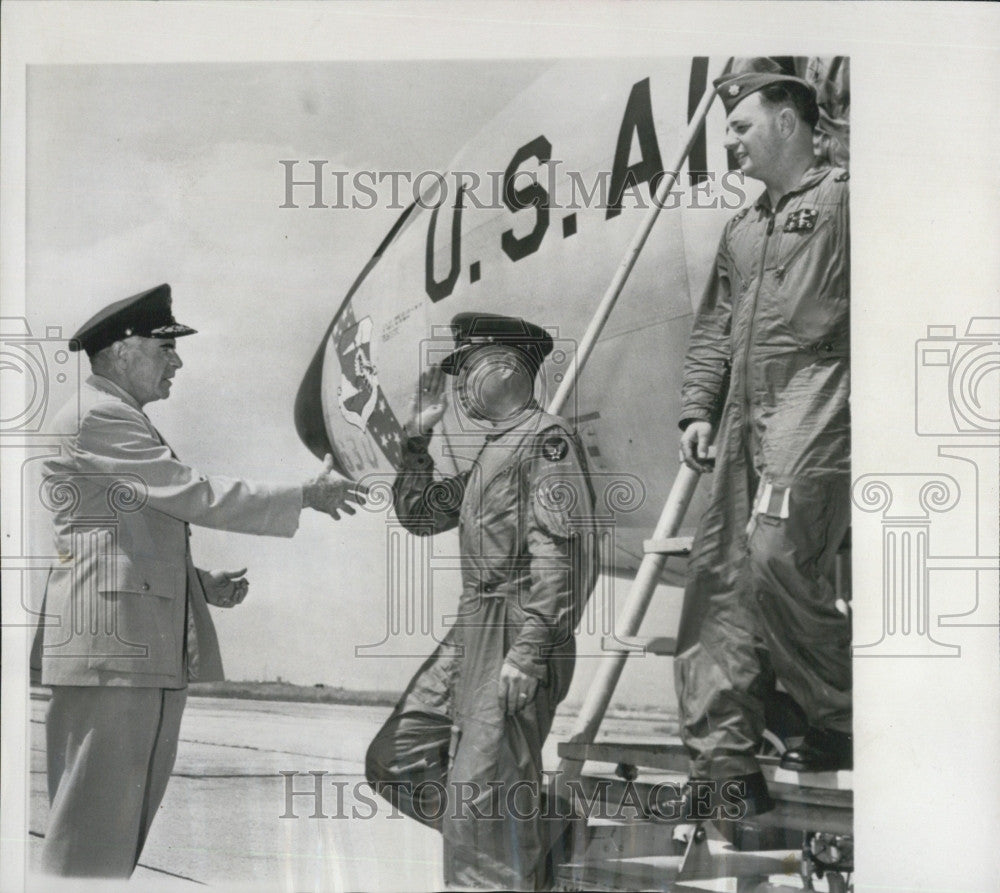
780;727;852;772
650;771;774;823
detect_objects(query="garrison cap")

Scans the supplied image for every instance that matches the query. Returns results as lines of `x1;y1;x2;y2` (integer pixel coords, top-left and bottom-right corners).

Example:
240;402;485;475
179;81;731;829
69;283;197;357
440;312;554;376
713;71;817;116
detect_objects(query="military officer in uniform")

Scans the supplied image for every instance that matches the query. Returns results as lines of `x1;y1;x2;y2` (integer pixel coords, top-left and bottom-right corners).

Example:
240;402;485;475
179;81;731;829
674;70;853;814
366;313;598;891
33;284;364;877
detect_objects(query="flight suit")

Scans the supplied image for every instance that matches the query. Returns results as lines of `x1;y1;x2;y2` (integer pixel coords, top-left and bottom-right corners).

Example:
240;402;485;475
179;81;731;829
366;405;598;890
674;163;852;780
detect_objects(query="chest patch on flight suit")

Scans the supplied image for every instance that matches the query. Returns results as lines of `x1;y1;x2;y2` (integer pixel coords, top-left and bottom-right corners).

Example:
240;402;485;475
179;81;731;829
541;436;569;462
783;208;818;233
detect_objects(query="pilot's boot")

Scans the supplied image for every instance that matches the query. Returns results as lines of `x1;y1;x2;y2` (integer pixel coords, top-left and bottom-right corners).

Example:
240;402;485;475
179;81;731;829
780;727;852;772
650;771;774;823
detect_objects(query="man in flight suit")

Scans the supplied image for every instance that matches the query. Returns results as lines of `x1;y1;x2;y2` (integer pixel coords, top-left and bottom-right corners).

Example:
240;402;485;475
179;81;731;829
366;313;598;890
32;284;364;877
674;70;852;812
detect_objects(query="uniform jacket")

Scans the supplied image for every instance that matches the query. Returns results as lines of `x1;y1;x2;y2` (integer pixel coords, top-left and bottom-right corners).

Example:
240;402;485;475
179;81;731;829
33;375;303;688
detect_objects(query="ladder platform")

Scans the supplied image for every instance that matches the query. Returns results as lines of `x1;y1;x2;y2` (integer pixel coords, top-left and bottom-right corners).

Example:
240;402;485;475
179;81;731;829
599;635;677;655
642;536;693;556
557;819;806;892
558;740;853;801
570;770;852;836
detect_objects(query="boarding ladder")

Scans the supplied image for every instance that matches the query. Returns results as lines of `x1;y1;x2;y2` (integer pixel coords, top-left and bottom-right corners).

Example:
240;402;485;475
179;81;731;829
541;71;853;892
548;462;853;892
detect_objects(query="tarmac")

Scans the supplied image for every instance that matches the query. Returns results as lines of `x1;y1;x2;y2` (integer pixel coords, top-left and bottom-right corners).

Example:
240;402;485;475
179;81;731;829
26;692;677;892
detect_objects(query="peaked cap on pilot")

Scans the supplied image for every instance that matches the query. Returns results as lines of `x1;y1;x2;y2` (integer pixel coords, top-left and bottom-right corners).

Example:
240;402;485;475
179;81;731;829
70;284;197;358
440;312;554;376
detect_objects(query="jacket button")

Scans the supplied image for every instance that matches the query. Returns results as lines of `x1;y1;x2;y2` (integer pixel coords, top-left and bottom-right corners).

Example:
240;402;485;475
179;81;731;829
483;583;495;594
142;583;150;591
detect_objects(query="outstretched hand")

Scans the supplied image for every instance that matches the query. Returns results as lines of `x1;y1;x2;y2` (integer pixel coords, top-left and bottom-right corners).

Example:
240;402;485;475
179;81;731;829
303;455;368;520
203;567;249;608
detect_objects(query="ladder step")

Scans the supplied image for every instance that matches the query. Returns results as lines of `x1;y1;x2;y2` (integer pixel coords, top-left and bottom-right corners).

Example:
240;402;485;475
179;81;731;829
560;740;689;774
599;636;677;655
642;536;694;555
559;740;854;797
558;845;801;892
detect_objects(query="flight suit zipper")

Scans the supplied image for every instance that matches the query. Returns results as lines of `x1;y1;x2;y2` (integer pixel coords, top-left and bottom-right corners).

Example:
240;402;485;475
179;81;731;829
741;210;775;406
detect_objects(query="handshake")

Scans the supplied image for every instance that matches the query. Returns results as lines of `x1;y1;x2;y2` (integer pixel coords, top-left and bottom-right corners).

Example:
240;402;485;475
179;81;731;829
302;454;368;520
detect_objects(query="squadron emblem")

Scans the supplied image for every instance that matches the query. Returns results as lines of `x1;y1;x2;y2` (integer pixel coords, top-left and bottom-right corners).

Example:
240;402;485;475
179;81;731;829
336;315;379;432
542;436;569;462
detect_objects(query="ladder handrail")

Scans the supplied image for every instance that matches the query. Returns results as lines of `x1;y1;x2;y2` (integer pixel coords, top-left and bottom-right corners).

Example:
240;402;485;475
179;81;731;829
547;74;720;418
547;67;725;783
557;463;700;782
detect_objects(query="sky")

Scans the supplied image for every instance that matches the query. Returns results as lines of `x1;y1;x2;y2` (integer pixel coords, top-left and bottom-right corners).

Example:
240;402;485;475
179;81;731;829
23;58;683;704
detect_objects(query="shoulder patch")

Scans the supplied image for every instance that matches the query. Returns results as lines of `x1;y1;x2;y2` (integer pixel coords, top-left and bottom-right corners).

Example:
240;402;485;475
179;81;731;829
834;171;849;182
541;435;569;463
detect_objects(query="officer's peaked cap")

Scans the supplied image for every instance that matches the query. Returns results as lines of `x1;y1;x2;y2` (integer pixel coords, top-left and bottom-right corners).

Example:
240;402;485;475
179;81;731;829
70;284;197;357
441;312;554;376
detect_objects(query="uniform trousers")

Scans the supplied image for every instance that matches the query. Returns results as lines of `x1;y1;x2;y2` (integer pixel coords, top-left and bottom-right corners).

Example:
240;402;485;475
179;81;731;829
41;685;187;877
